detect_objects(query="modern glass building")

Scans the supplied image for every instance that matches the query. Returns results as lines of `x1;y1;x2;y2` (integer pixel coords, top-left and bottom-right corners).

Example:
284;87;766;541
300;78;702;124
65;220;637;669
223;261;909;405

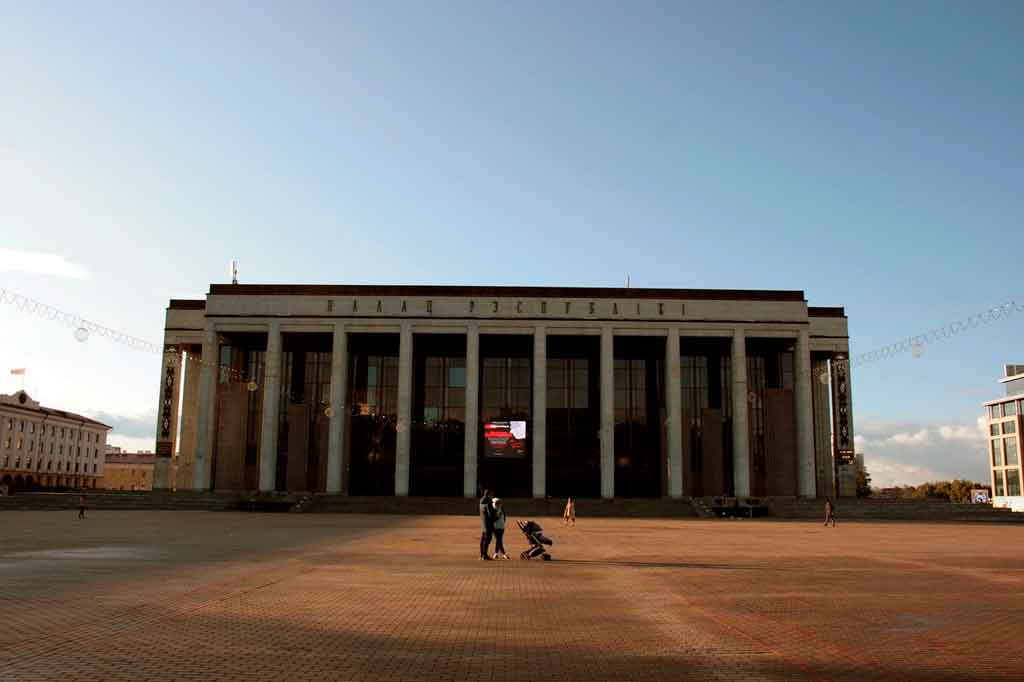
985;365;1024;511
153;284;856;499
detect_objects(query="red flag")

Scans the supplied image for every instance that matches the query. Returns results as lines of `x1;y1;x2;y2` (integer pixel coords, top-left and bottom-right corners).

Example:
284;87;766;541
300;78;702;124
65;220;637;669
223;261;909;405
10;368;25;375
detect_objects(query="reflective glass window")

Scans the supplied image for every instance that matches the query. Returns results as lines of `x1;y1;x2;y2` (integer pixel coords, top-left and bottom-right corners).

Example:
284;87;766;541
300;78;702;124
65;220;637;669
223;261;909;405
1007;469;1022;496
1005;437;1018;465
994;469;1005;496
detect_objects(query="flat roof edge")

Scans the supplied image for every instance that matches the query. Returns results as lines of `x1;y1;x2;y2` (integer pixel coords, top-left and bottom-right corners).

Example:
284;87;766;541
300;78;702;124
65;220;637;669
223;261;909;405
207;284;807;302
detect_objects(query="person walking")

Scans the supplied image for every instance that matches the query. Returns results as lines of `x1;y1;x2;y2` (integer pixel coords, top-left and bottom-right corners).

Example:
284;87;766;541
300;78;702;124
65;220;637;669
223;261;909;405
479;488;495;560
823;497;836;527
78;493;87;520
563;497;576;526
492;498;509;560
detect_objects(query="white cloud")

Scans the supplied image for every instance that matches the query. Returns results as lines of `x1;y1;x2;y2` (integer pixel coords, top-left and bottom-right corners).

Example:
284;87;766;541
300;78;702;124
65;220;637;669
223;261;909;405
0;249;89;279
856;415;989;488
106;435;154;453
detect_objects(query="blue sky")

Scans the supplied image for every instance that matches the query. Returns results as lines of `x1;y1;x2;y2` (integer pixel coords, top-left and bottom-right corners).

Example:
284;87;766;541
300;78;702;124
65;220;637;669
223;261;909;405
2;1;1022;485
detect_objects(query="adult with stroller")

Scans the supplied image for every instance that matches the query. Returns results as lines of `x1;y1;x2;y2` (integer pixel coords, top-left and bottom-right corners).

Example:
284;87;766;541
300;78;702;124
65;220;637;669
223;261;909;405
479;488;496;560
492;498;510;560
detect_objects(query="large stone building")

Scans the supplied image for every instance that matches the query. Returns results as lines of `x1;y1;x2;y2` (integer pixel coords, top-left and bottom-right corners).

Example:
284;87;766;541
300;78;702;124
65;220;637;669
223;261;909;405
99;448;160;491
0;391;110;492
155;285;856;499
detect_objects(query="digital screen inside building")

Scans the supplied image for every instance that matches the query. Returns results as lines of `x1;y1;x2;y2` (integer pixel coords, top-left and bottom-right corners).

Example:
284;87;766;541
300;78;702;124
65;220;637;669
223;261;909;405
483;420;527;458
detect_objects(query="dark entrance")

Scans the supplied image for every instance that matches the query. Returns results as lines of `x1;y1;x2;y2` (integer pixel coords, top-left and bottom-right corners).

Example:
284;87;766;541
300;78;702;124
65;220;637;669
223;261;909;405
747;340;797;497
410;334;465;496
277;333;332;492
680;338;733;497
478;335;533;498
346;334;399;496
613;337;665;498
545;336;601;499
212;333;266;491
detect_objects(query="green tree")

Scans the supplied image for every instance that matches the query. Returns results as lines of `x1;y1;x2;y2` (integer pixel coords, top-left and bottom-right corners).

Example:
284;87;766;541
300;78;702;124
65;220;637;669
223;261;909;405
856;466;872;498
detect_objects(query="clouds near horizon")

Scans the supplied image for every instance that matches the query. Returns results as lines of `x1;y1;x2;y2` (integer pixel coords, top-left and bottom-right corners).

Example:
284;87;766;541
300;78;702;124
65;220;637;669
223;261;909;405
856;416;989;488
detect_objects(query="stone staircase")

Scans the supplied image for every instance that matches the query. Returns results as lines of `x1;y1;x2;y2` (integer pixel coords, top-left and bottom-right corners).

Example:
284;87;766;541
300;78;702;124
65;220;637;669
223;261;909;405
768;497;1024;522
309;495;699;518
688;497;716;518
0;491;239;512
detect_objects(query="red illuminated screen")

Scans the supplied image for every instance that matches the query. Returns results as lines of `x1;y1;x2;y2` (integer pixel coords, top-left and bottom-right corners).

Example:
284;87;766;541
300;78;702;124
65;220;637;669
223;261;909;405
483;420;527;458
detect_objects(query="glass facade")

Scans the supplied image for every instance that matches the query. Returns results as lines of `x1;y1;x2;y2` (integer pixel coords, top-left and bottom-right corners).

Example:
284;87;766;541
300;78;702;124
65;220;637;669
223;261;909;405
546;336;601;498
988;404;1021;501
277;337;333;492
680;340;732;496
478;335;533;498
410;335;466;496
747;341;795;497
613;338;664;498
347;335;399;496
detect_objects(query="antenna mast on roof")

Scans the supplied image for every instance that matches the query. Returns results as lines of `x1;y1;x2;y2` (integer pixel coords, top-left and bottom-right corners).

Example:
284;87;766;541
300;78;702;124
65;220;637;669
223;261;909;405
625;274;630;288
229;259;239;285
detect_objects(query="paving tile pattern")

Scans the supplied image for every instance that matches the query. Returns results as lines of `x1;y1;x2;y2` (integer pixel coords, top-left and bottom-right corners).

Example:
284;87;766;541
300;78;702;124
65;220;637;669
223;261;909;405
0;512;1021;681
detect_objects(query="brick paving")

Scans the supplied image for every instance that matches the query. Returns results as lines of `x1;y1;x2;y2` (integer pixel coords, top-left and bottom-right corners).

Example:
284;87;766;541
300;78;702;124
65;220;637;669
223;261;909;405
0;512;1021;681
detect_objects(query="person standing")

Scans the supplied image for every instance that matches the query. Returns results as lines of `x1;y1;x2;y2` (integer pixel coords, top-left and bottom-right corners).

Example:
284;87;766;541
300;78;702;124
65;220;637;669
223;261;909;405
823;497;836;527
563;497;576;526
479;489;495;560
492;498;509;560
78;493;87;520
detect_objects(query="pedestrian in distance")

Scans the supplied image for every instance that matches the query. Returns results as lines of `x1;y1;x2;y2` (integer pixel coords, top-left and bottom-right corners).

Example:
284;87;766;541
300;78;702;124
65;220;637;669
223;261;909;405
78;493;87;520
823;497;836;527
479;488;496;560
492;498;510;560
563;497;576;526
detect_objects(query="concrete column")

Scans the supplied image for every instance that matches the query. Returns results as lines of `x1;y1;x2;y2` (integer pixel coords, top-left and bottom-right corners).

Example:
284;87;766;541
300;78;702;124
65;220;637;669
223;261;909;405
176;350;202;490
326;322;348;494
463;323;480;498
153;346;182;490
794;329;816;498
258;321;282;492
811;356;834;497
395;322;413;496
600;326;615;499
193;327;218;491
532;325;546;498
730;328;750;497
665;327;683;498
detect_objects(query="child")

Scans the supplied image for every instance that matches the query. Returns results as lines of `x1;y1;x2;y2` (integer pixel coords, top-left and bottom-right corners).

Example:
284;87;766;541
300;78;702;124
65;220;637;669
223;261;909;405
823;497;836;527
492;498;510;560
563;497;576;526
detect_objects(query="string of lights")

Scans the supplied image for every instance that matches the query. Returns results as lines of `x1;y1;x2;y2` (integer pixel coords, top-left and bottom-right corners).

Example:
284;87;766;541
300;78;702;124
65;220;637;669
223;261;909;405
0;287;247;383
4;286;1024;390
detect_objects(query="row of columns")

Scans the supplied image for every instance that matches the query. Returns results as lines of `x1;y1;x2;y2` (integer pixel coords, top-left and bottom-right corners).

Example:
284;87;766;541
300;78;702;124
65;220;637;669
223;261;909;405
186;324;822;499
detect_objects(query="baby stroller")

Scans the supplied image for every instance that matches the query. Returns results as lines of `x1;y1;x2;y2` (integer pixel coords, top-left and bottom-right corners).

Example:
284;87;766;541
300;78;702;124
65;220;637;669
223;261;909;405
516;520;553;560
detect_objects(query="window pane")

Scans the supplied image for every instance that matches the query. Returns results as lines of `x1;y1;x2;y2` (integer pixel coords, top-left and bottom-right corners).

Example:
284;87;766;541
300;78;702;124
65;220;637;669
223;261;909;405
992;441;1002;466
1007;469;1022;496
994;470;1005;496
1005;437;1018;466
1005;421;1017;434
991;405;1002;418
1006;402;1018;416
991;424;1000;436
449;366;466;388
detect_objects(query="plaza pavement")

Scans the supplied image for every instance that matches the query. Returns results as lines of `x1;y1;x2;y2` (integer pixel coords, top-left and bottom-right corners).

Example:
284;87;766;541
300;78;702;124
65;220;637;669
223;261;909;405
0;511;1021;681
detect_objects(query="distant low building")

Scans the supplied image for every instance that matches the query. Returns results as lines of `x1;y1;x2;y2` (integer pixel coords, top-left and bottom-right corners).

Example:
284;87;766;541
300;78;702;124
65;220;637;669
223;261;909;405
984;365;1024;512
0;391;111;492
99;451;159;491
